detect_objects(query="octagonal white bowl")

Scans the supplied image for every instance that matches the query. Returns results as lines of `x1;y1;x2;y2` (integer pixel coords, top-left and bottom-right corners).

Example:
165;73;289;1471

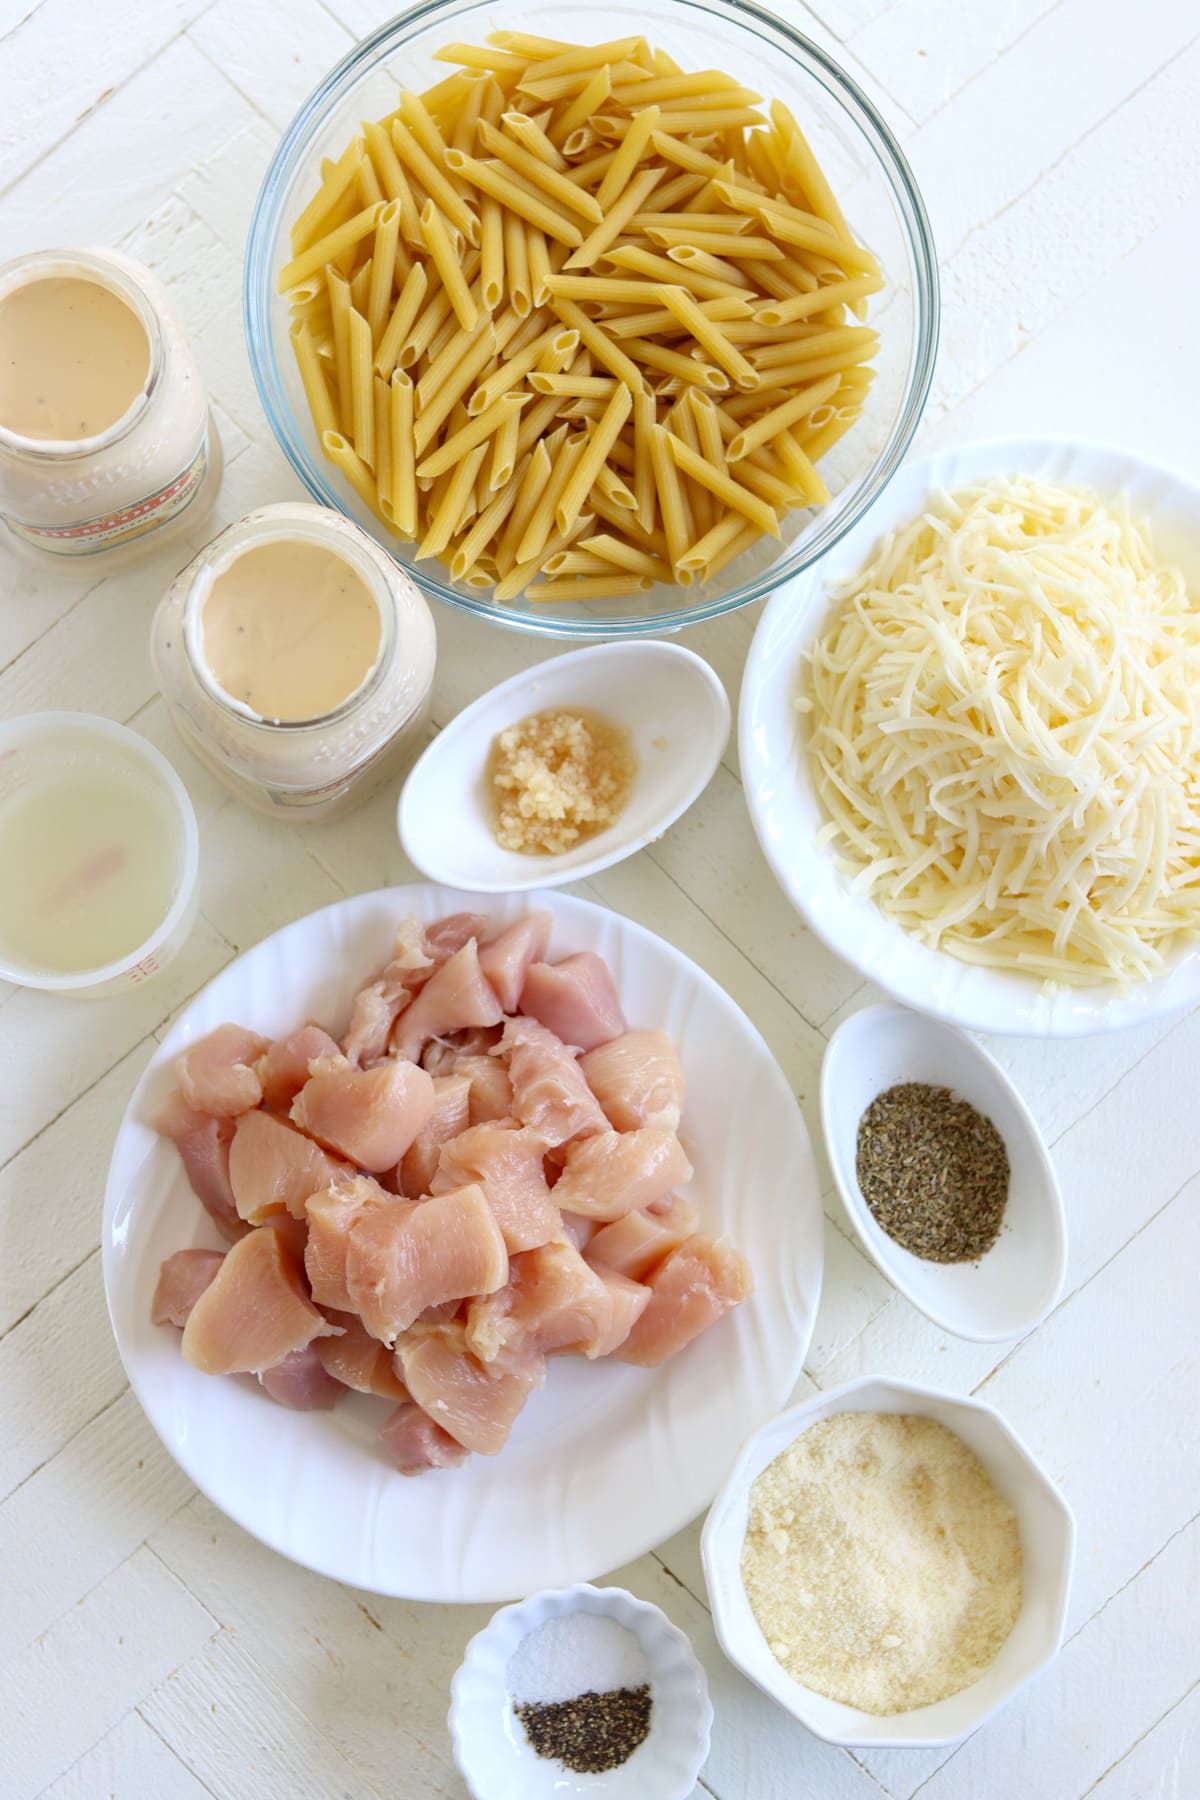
700;1376;1074;1748
739;436;1200;1036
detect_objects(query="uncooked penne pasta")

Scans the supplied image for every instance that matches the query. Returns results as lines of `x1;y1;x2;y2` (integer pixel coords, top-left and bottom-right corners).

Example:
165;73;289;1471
285;33;880;600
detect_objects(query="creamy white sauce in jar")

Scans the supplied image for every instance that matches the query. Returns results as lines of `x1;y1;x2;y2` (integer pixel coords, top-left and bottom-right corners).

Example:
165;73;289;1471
0;248;222;573
152;502;437;820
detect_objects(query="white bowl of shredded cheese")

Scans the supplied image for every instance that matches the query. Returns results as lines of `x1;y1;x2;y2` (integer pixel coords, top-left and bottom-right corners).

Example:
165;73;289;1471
740;437;1200;1034
701;1377;1074;1748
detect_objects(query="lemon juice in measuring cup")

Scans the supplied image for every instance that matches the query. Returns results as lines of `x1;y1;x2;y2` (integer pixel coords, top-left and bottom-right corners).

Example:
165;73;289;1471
0;713;198;997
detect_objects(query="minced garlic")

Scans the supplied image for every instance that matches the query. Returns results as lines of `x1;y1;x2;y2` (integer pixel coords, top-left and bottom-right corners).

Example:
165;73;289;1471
741;1412;1022;1714
488;707;635;856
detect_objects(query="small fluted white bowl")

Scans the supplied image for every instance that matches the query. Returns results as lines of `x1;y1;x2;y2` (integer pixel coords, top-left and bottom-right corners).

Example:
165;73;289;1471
701;1377;1074;1749
821;1004;1066;1341
398;641;729;892
449;1583;713;1800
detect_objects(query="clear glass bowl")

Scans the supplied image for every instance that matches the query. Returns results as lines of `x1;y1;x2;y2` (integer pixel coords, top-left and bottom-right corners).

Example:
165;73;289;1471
244;0;939;639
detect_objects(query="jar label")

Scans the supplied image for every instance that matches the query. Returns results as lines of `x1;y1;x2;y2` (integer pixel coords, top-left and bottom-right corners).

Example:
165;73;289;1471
3;434;210;556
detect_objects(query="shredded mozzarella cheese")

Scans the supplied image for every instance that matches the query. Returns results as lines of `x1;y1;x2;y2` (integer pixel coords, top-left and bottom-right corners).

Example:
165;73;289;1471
801;477;1200;986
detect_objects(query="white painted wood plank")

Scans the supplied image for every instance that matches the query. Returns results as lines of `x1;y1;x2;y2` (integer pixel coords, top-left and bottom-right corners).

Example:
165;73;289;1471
150;1493;482;1798
0;1254;126;1503
41;1709;212;1800
647;767;867;1032
978;1176;1200;1636
907;0;1200;265
804;1210;895;1380
929;34;1200;419
177;112;280;259
1087;1680;1200;1800
0;1547;216;1799
2;1389;194;1653
198;795;346;954
0;40;245;254
0;1041;153;1338
140;1624;398;1800
126;695;238;828
848;0;1059;126
0;915;230;1169
0;0;208;191
188;0;354;132
907;1513;1200;1800
0;555;88;681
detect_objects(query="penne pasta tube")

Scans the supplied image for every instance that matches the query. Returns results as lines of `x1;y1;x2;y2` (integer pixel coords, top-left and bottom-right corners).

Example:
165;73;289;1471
323;430;380;516
549;296;647;393
725;374;842;458
529;373;618;396
547;64;612;147
418;442;489;558
756;272;883;326
516;433;586;563
656;285;760;387
622;337;728;389
665;431;780;536
578;532;672;579
347;306;376;467
412;323;499;451
527;574;652;602
290;138;362;252
366;200;402;340
326;266;353;435
373;262;428;381
479;195;504;309
444;150;583;246
391;117;480;243
605;244;744;302
647;422;693;567
555;384;633;534
477;119;602;222
594;103;661;212
503;205;531;315
502;109;568;169
388;372;417;536
420;200;478;330
290;320;338;443
373;373;393;510
278;203;384;292
525;225;552;305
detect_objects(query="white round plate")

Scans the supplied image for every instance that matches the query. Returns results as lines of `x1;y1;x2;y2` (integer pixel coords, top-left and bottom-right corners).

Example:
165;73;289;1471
740;436;1200;1036
102;885;822;1601
398;643;730;893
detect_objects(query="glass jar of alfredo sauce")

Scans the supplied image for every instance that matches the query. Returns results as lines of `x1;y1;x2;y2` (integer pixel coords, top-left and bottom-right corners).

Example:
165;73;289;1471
0;247;221;572
151;502;437;821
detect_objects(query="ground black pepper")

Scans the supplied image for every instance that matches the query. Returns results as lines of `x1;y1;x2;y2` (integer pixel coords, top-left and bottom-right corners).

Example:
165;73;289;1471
855;1082;1009;1263
514;1683;652;1772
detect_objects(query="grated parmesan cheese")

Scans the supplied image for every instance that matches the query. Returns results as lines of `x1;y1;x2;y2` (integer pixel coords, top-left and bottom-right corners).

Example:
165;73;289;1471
801;477;1200;986
741;1412;1022;1714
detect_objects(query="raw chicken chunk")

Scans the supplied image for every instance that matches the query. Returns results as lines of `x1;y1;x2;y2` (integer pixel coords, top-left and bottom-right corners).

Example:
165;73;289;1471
176;1024;268;1117
557;1211;597;1253
478;912;552;1011
580;1265;652;1358
465;1239;613;1362
501;1016;609;1148
151;1091;244;1242
431;1121;560;1253
315;1311;409;1400
259;1343;344;1410
258;1025;341;1112
550;1129;693;1221
341;918;434;1066
396;1322;545;1454
453;1054;514;1124
586;1194;700;1280
305;1176;396;1312
265;1211;310;1265
397;1073;471;1198
425;912;490;959
519;953;626;1052
346;1183;508;1345
151;1248;225;1327
181;1228;338;1376
579;1030;685;1133
229;1110;351;1223
389;940;504;1065
291;1059;435;1172
613;1235;752;1367
380;1400;471;1474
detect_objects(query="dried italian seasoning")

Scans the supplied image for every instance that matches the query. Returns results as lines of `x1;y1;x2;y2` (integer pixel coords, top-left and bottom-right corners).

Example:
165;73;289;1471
515;1684;652;1773
855;1082;1009;1263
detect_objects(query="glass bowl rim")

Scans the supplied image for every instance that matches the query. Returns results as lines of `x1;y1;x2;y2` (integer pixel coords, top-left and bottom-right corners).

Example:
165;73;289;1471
243;0;940;639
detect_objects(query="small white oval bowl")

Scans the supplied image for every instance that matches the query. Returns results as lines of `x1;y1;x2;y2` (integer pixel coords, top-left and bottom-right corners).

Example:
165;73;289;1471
0;710;199;998
449;1582;713;1800
701;1376;1075;1750
822;1004;1066;1341
398;642;730;892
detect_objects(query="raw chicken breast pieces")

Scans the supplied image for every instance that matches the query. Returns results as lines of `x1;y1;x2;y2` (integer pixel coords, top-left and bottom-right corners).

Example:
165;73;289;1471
150;909;752;1475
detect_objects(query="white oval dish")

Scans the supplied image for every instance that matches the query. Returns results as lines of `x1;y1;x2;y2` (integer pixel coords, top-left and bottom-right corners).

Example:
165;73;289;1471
701;1376;1075;1749
398;642;730;892
102;884;822;1601
821;1005;1066;1341
740;436;1200;1035
449;1583;712;1800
